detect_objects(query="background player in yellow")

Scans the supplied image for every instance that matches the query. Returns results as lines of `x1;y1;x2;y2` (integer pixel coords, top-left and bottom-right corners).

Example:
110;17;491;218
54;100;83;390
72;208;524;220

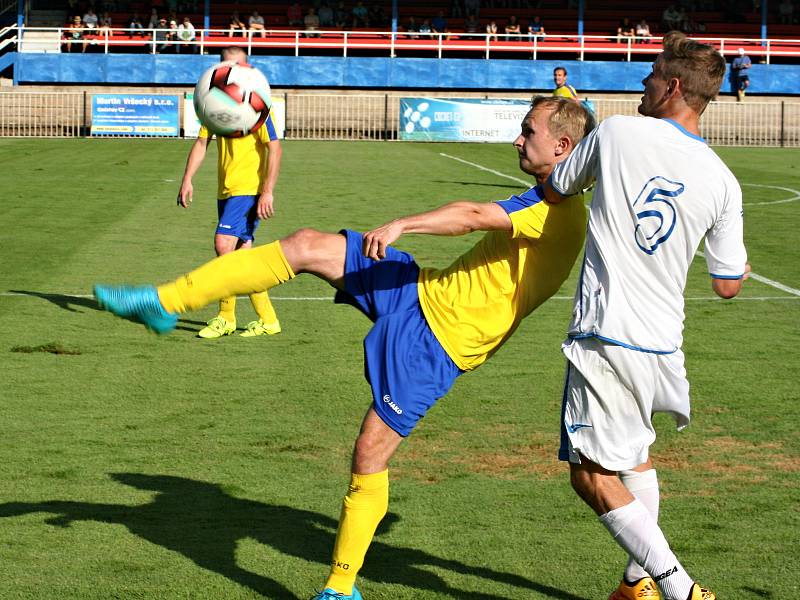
178;46;283;338
95;96;593;600
552;65;580;101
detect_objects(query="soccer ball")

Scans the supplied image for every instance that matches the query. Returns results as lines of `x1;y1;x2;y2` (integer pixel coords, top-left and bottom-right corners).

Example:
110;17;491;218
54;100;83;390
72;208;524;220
193;61;272;138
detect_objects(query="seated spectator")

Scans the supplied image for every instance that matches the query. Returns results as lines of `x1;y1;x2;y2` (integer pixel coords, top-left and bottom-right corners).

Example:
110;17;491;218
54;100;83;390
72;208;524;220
98;11;112;34
504;15;521;38
527;15;545;39
248;11;266;37
418;18;432;35
154;16;175;52
287;2;303;27
82;8;99;32
128;12;144;35
485;19;498;41
616;17;634;42
177;15;196;51
304;7;320;35
352;1;369;27
635;18;652;42
404;16;419;38
464;13;481;33
334;1;349;28
147;8;159;30
779;0;795;24
229;11;246;37
369;4;386;28
318;2;334;27
431;10;448;33
63;15;86;53
661;3;681;30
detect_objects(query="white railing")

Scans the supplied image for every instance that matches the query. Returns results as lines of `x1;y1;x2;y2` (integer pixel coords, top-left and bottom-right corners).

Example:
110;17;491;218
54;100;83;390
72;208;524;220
286;93;398;140
0;24;17;53
5;26;800;61
0;91;83;136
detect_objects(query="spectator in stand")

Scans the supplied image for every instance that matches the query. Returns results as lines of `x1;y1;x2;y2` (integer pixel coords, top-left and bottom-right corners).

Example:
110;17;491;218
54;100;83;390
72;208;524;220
82;8;99;31
431;10;448;34
464;0;481;18
369;4;386;28
616;17;635;42
147;8;159;30
527;15;545;40
505;15;522;38
635;18;652;43
177;15;196;52
63;15;87;53
418;18;432;35
464;13;481;33
304;7;320;36
248;11;266;37
287;2;303;27
352;1;369;27
98;11;112;34
779;0;795;24
662;4;681;30
552;66;580;101
154;16;175;52
404;16;419;38
318;2;334;28
229;12;246;37
731;47;752;101
485;19;498;41
128;12;144;35
334;1;349;28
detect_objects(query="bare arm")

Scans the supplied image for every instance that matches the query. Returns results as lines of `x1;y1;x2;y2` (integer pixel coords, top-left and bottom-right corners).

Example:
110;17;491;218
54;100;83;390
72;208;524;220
711;262;750;299
362;201;512;260
177;136;209;208
257;139;282;219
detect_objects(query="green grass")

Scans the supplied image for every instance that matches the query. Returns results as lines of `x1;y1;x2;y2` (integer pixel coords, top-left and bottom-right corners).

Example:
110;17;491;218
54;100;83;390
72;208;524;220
0;138;798;600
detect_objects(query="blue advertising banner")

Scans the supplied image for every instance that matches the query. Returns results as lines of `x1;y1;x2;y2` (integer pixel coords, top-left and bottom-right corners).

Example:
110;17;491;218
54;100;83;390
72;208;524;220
400;97;530;142
91;94;180;137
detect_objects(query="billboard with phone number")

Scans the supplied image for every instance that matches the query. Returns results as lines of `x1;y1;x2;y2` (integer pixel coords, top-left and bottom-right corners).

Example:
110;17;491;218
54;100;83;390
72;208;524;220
91;94;180;137
400;98;531;142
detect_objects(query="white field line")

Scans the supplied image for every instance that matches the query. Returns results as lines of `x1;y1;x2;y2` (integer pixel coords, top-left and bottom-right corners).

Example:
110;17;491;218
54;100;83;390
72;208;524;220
441;153;800;298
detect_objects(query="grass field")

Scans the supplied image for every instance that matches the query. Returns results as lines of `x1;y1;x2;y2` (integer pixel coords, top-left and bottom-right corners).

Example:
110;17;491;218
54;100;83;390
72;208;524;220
0;138;798;600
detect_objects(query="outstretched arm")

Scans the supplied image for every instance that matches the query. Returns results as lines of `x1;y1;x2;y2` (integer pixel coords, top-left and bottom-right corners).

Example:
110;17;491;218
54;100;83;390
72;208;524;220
362;201;511;260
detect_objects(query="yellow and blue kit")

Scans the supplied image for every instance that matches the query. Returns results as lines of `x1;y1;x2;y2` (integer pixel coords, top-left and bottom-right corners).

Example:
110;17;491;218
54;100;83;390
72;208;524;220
553;84;579;100
336;186;586;436
199;114;279;241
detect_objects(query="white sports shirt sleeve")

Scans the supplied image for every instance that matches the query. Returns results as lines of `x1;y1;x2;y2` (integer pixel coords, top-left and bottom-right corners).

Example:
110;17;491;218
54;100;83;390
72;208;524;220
551;115;748;353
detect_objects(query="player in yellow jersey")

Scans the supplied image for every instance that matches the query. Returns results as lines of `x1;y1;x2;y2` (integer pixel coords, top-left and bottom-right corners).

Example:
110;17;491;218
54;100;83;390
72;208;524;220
178;46;283;339
94;96;594;600
552;66;580;101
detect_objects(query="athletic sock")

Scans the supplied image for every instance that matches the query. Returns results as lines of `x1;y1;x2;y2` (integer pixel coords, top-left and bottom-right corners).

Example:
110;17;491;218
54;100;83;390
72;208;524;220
619;469;660;583
325;470;389;595
599;499;694;600
218;296;236;322
157;241;295;314
249;291;278;324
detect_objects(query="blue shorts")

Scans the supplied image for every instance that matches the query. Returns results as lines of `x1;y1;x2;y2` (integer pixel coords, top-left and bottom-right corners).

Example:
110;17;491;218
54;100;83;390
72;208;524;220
216;195;260;242
335;229;462;437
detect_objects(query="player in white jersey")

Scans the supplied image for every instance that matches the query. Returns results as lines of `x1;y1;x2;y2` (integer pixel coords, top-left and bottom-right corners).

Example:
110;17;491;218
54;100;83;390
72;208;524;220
545;32;749;600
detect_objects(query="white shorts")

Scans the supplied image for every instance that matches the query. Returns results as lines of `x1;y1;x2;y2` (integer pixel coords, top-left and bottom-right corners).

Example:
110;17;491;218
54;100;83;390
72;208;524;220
559;337;690;471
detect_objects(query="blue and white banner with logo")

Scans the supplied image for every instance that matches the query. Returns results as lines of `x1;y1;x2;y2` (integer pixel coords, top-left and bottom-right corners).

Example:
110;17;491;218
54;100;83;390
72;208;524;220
91;94;180;137
400;98;531;142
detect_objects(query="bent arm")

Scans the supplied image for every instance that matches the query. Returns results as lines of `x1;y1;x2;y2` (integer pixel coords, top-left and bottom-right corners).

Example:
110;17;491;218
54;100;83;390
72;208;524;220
363;201;511;260
178;135;208;207
711;262;750;299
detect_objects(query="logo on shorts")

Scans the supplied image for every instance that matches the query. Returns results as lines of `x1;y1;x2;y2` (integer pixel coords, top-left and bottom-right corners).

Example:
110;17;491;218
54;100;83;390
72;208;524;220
219;224;232;229
566;422;593;433
382;394;403;415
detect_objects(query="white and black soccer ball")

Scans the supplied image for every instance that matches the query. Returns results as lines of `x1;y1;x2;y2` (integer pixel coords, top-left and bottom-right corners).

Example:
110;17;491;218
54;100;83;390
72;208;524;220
193;61;272;138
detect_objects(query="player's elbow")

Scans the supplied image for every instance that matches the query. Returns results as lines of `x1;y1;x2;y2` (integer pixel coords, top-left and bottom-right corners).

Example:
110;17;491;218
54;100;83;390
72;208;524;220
711;278;742;299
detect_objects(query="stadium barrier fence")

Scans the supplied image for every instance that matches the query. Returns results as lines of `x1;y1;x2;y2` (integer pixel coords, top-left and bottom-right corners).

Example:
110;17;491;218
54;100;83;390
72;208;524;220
0;90;798;146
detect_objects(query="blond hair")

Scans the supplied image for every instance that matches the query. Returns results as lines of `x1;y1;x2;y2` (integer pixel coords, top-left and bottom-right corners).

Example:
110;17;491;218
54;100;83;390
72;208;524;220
530;96;595;146
221;46;247;62
660;31;726;114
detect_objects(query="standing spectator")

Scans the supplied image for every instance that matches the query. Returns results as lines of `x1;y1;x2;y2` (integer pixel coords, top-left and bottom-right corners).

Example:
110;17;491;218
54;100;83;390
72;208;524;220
635;18;652;43
248;11;266;37
527;15;545;39
63;15;86;52
464;13;481;33
431;10;448;33
731;47;752;101
485;19;498;41
505;15;521;38
228;11;246;37
334;1;349;28
304;7;320;35
177;15;196;52
352;1;369;27
318;2;334;27
287;2;303;26
552;66;580;101
778;0;795;23
616;17;635;42
128;12;144;35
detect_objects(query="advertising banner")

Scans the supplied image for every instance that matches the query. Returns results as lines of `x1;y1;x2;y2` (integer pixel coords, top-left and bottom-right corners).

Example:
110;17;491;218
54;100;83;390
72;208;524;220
400;97;530;142
183;93;286;139
91;94;180;137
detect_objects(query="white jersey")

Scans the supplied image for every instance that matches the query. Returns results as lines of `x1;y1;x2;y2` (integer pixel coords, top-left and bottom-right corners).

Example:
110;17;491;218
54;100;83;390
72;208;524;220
551;115;747;353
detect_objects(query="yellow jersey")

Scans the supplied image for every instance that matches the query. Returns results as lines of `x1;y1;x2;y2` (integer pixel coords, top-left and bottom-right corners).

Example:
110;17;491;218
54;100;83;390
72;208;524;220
418;186;585;371
198;112;279;199
553;84;579;100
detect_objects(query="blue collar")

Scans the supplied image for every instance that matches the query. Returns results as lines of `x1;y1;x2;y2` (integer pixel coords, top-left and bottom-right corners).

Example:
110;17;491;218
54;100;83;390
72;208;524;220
663;118;706;144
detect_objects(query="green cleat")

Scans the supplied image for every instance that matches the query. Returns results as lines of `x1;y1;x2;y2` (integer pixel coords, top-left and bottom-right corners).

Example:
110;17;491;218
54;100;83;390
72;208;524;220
240;319;281;337
198;316;236;339
93;284;178;335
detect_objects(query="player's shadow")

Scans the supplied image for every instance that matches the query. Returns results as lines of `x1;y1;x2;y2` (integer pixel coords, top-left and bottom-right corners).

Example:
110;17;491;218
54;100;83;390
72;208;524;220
0;473;589;600
433;180;526;190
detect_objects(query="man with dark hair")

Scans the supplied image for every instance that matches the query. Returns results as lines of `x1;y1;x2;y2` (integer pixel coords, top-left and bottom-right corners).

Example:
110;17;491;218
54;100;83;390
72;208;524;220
545;31;748;600
552;66;580;101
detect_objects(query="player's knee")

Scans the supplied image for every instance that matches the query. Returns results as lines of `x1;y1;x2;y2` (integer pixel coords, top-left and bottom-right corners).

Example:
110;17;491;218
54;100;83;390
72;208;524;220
281;228;327;269
214;236;238;256
352;431;393;472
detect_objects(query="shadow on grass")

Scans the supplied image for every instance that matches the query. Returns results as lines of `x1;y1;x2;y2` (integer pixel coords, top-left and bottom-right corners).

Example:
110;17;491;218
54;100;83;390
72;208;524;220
0;473;589;600
9;289;205;333
431;180;526;190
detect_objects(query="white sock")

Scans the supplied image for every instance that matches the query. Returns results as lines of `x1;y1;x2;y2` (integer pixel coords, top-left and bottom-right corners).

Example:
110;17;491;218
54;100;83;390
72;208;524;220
619;469;660;583
599;499;694;600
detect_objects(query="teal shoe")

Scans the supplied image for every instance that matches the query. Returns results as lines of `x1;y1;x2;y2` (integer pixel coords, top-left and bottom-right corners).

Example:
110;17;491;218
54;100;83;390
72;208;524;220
310;586;363;600
94;284;178;334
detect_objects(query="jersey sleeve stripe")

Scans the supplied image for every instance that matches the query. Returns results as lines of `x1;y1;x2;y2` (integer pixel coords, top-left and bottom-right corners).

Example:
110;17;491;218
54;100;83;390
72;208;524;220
496;185;543;214
265;113;278;140
710;272;744;280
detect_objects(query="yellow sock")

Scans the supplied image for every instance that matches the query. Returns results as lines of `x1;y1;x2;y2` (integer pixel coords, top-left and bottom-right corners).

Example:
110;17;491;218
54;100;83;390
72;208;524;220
157;241;295;314
218;296;236;322
325;470;389;595
249;291;278;324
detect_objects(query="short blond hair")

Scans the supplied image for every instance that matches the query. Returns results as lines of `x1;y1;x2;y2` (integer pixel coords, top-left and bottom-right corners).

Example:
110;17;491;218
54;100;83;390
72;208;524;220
659;31;726;114
530;96;595;146
221;46;247;62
